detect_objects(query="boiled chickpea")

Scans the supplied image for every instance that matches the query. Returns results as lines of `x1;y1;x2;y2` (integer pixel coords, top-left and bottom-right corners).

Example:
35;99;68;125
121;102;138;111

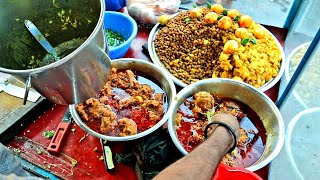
223;40;239;54
253;27;266;39
158;14;171;25
190;7;203;18
210;4;224;14
218;16;233;30
227;9;239;19
235;28;248;39
239;15;253;27
204;12;218;24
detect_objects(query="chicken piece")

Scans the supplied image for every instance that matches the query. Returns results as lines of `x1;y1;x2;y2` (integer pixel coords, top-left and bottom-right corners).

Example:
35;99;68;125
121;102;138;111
119;96;143;109
108;69;137;89
193;91;215;111
118;118;138;136
237;128;248;147
100;112;117;135
153;93;164;102
175;113;183;126
147;99;164;121
76;104;89;121
126;70;137;87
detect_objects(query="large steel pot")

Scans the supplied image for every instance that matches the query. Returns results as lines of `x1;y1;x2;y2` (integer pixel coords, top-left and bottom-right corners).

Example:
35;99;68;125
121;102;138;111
0;0;111;104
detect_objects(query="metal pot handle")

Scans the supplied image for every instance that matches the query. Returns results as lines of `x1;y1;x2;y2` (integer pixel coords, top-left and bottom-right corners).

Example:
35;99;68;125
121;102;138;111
23;75;32;105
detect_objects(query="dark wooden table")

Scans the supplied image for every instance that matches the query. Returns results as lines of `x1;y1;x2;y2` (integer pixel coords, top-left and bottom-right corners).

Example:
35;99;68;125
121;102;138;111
4;14;287;180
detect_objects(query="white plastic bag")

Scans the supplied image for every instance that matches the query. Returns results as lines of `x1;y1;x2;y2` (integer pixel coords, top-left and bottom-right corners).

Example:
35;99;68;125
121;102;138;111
127;0;181;24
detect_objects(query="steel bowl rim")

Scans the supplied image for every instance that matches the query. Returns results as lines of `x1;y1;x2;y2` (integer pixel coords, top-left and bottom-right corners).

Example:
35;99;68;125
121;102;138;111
148;12;286;92
70;58;177;141
167;78;285;171
0;0;106;74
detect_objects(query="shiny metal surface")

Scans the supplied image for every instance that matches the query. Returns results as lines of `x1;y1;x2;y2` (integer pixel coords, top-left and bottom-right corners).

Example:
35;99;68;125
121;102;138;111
148;15;285;92
70;58;177;141
0;0;111;105
167;78;285;171
24;20;59;60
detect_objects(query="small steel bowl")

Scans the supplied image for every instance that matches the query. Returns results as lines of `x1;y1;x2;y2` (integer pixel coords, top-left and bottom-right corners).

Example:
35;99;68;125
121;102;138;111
167;78;285;171
148;13;285;92
70;58;176;141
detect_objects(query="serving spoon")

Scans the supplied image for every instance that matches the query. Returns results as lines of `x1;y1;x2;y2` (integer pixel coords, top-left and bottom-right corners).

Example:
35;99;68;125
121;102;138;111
23;20;60;105
24;20;60;61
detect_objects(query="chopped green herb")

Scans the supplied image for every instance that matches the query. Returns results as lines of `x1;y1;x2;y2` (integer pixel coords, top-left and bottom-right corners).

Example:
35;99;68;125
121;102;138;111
241;38;250;45
71;159;77;167
218;15;224;20
206;2;212;9
193;3;197;8
251;38;257;45
185;18;191;24
36;149;42;155
223;9;228;16
234;15;240;21
42;130;55;139
105;29;126;48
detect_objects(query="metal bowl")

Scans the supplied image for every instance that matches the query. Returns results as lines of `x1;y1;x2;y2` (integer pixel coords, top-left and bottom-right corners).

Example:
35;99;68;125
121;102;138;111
70;58;176;141
167;78;285;171
148;14;285;92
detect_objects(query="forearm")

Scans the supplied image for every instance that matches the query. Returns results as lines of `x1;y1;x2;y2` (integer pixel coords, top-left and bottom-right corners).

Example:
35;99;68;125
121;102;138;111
154;126;233;180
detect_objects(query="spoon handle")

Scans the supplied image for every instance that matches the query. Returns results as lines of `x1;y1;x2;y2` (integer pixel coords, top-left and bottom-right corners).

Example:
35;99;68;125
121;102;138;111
24;20;59;60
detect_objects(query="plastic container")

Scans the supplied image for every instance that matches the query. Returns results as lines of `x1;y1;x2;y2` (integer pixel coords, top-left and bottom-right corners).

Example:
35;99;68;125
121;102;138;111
285;108;320;180
104;11;138;59
284;42;320;108
213;164;262;180
105;0;126;11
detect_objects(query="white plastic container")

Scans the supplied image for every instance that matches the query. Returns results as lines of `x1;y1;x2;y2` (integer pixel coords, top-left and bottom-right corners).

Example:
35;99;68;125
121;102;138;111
285;108;320;180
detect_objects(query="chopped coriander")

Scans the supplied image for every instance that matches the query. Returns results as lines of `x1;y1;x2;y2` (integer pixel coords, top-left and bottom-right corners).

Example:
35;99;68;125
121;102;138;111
36;149;42;155
241;38;250;45
42;130;55;139
71;159;77;167
185;18;191;24
105;29;126;48
206;2;212;9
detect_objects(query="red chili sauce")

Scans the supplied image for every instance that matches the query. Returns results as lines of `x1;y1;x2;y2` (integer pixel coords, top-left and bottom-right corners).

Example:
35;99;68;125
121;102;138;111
77;69;167;136
176;95;266;167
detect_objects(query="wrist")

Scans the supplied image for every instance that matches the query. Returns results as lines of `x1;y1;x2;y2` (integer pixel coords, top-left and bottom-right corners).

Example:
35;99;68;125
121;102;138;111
206;125;235;154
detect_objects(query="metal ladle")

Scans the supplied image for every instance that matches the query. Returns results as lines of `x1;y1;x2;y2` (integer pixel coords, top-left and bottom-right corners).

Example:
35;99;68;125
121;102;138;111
23;20;60;105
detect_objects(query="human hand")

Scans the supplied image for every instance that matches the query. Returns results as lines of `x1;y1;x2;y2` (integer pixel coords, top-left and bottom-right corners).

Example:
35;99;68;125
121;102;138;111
210;113;240;140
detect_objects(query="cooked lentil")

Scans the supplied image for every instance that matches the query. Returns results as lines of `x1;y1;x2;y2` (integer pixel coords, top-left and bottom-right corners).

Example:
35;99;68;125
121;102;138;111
154;7;282;88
